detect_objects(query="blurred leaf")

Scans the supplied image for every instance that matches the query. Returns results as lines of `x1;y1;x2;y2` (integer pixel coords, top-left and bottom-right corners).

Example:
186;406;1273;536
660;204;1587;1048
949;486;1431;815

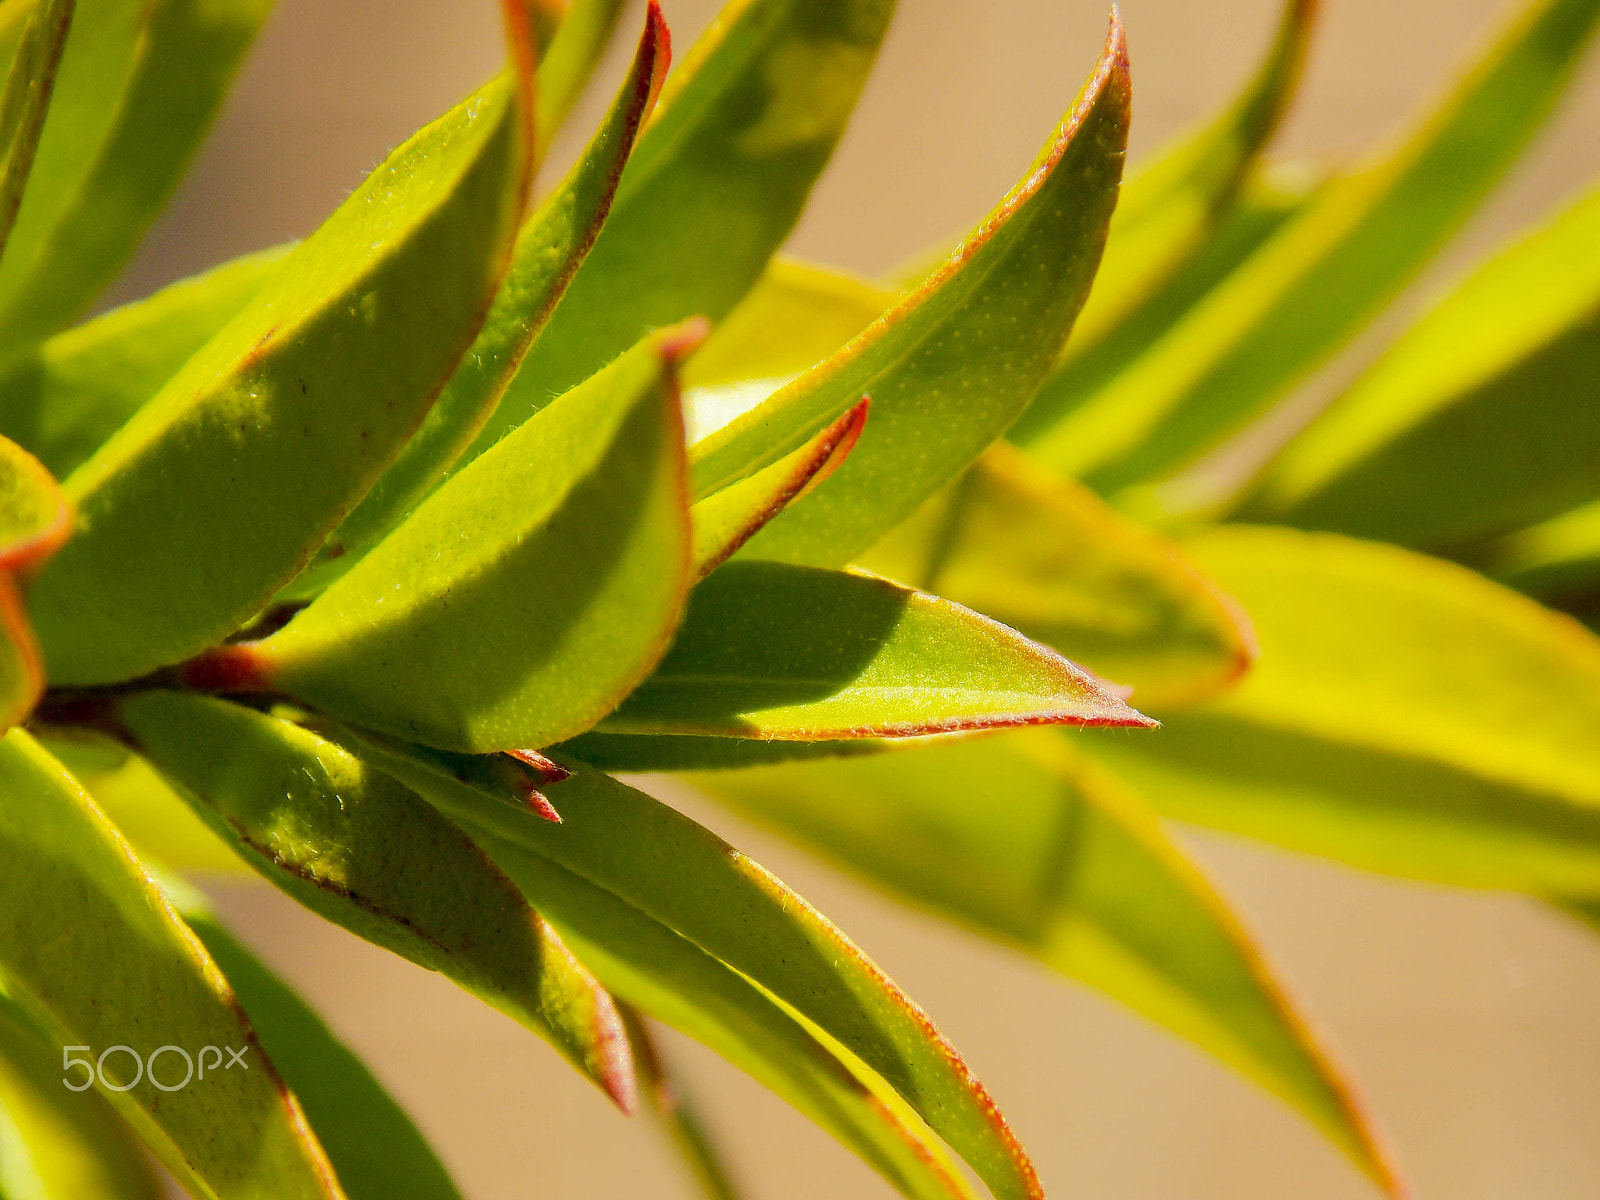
599;560;1153;740
170;888;467;1200
0;433;65;728
0;728;343;1199
1009;162;1325;447
28;21;539;685
455;0;897;469
1064;0;1316;355
0;991;162;1199
537;0;632;147
858;442;1255;710
0;0;273;362
619;1004;749;1200
1086;526;1600;896
0;579;43;729
693;729;1404;1194
1245;181;1600;550
225;327;695;753
698;18;1130;566
0;0;72;262
1485;496;1600;604
352;738;1040;1200
1025;0;1600;494
692;399;867;578
115;690;636;1110
0;246;286;479
304;8;670;586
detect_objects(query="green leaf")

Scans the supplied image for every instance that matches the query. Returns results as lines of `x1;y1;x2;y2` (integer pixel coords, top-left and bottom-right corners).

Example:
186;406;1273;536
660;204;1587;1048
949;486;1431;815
113;690;635;1110
170;889;467;1200
215;325;695;753
0;0;73;263
619;1004;749;1200
1484;496;1600;604
0;728;343;1199
0;990;162;1199
1063;0;1316;356
598;560;1153;740
322;729;978;1200
691;399;867;578
696;17;1131;567
27;14;539;685
694;728;1405;1194
857;442;1256;710
452;0;898;469
0;246;287;479
1243;180;1600;550
1023;0;1600;495
302;8;670;587
0;433;65;727
1085;526;1600;897
0;0;273;362
349;738;1041;1200
559;730;892;771
537;0;631;147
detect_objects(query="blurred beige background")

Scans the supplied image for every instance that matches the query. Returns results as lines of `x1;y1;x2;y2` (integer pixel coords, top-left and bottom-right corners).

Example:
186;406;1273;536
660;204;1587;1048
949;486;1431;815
112;1;1600;1197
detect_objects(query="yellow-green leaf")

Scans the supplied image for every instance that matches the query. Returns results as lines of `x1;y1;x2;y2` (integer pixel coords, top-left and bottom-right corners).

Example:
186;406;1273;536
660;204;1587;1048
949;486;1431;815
693;729;1404;1195
27;10;539;685
0;0;73;263
0;728;343;1199
0;433;65;728
537;0;631;148
697;16;1131;567
1484;495;1600;605
1244;179;1600;550
216;326;695;753
598;560;1153;740
858;442;1255;710
1087;526;1600;896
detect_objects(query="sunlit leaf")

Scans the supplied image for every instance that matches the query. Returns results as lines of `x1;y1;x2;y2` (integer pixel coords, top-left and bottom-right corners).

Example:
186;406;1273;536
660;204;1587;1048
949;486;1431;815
0;0;274;362
210;325;695;753
349;737;1041;1200
1064;0;1317;355
0;246;286;479
453;0;898;471
1023;0;1600;495
27;11;540;684
696;16;1130;567
0;990;162;1199
172;887;468;1200
1244;180;1600;550
115;689;635;1110
304;7;670;584
693;729;1404;1195
858;442;1255;710
598;560;1152;740
0;0;73;262
1085;525;1600;897
0;728;343;1199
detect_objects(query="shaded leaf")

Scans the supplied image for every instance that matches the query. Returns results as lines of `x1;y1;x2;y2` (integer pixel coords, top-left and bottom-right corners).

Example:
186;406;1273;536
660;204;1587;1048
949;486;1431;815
452;0;896;477
0;0;73;262
1063;0;1317;355
0;728;343;1198
349;737;1040;1200
0;246;287;479
692;399;868;578
28;13;539;684
559;730;892;772
1024;0;1600;494
0;990;162;1199
693;729;1404;1195
1484;496;1600;604
698;17;1131;566
858;442;1255;710
599;560;1153;740
0;0;274;362
304;6;671;584
215;325;696;753
170;887;467;1200
113;690;635;1110
537;0;632;147
1244;180;1600;550
1086;526;1600;897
